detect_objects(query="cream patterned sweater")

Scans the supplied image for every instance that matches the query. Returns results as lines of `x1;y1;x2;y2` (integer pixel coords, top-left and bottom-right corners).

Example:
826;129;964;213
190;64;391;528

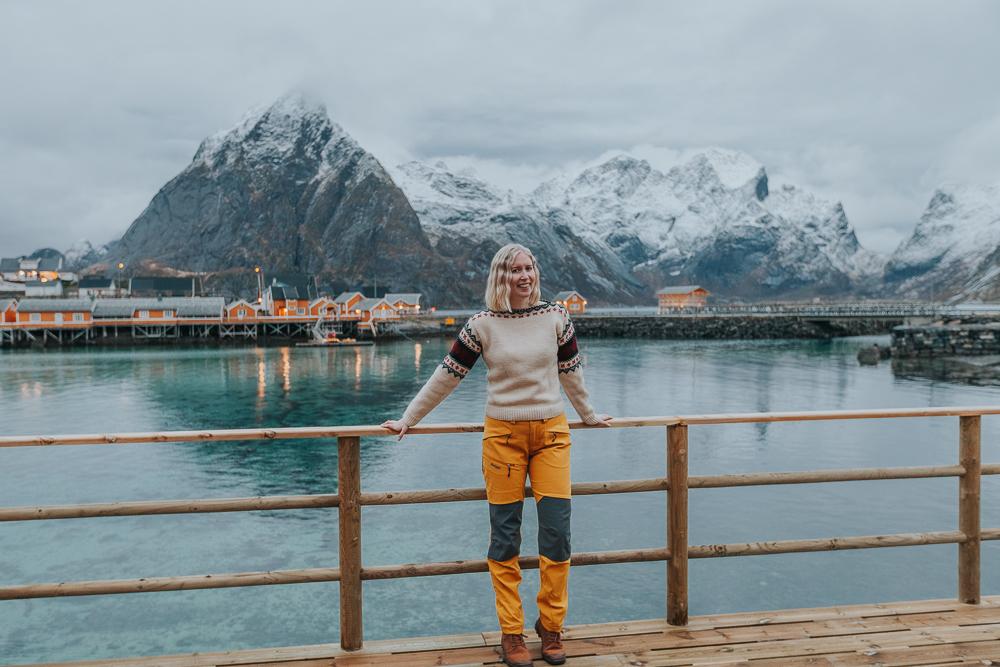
401;301;600;426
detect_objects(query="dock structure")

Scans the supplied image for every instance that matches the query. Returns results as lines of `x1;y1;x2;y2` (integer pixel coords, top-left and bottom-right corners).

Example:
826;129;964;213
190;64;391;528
0;295;411;347
3;406;1000;665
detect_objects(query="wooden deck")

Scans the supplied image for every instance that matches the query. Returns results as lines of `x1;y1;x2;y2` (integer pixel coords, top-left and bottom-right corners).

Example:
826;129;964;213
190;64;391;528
25;597;1000;667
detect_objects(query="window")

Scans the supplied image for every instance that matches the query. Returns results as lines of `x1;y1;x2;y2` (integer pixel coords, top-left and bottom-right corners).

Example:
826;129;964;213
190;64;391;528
55;313;64;323
30;313;40;322
237;309;246;318
298;308;306;315
139;310;149;319
73;313;83;322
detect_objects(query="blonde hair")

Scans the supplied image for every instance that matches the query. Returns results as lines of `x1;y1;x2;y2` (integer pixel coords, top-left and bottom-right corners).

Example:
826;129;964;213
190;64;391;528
485;243;541;312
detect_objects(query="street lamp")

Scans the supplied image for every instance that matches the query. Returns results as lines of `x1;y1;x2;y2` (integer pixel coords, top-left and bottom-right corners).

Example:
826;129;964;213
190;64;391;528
254;266;263;304
116;262;125;297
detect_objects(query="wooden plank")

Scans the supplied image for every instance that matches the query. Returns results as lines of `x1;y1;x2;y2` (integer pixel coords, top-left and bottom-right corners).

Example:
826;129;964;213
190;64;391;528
0;494;340;522
688;530;964;559
959;415;982;604
667;424;689;626
3;405;1000;448
338;436;363;651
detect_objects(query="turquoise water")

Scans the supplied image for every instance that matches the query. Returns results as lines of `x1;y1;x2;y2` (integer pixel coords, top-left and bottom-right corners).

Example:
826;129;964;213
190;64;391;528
2;337;1000;663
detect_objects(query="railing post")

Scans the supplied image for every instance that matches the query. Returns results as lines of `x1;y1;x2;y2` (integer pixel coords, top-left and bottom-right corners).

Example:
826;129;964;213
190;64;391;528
959;416;981;604
667;424;689;625
338;435;363;649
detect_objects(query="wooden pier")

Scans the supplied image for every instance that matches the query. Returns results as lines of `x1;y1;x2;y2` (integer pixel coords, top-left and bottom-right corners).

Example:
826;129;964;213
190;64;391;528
3;407;1000;666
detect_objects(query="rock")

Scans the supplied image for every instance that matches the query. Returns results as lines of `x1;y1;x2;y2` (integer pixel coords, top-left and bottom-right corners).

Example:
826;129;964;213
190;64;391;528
857;345;880;365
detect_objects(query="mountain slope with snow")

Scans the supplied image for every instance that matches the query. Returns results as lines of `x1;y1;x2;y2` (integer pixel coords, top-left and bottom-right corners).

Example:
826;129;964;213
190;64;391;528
396;149;882;299
885;183;1000;300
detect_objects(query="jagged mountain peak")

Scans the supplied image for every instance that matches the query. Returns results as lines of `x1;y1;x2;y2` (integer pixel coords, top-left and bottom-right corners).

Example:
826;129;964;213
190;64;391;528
193;91;345;169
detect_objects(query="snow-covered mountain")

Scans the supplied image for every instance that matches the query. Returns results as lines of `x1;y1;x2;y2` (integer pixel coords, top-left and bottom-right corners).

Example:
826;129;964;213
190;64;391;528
109;93;465;304
62;239;107;270
885;183;1000;300
394;148;882;299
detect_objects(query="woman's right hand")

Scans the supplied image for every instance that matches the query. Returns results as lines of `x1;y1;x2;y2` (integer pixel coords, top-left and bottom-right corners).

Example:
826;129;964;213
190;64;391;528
381;419;409;441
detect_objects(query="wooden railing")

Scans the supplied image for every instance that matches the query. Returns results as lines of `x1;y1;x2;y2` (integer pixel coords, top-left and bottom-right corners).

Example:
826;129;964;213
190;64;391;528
1;406;999;653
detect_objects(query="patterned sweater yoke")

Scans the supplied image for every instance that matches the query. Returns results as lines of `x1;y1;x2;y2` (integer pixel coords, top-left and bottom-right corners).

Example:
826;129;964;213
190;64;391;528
401;301;599;426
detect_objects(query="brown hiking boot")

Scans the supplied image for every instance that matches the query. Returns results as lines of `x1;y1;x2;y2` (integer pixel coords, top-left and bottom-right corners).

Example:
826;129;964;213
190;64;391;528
500;633;532;667
534;618;566;665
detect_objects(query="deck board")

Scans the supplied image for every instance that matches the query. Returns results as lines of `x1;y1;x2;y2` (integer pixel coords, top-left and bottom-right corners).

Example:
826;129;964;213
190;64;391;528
19;597;1000;667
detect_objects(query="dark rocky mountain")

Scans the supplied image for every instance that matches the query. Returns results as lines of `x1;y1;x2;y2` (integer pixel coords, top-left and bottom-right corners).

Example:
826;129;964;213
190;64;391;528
109;94;464;304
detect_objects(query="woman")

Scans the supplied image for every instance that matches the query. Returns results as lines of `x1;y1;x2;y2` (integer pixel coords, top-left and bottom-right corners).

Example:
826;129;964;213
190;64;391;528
382;243;611;667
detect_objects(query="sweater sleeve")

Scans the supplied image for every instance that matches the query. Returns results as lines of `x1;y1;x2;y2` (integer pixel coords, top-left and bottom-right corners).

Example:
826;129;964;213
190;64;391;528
400;318;482;427
556;308;600;425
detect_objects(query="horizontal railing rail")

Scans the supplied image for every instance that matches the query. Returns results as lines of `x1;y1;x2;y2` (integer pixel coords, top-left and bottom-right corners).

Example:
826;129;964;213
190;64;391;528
1;405;997;653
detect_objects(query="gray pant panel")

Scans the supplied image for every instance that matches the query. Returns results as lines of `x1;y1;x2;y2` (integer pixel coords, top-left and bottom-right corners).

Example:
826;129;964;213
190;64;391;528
536;496;571;562
488;500;524;561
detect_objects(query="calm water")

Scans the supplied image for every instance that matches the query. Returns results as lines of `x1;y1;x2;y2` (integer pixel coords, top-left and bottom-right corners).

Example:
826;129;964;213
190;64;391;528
2;337;1000;664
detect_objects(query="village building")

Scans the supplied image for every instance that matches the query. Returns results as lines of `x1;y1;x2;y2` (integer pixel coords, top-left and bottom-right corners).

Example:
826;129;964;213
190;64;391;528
128;276;201;298
78;276;117;299
24;279;64;298
1;256;74;284
554;290;587;314
0;278;27;298
224;299;260;321
1;299;18;323
657;285;710;312
308;296;339;319
383;293;422;315
356;297;399;332
265;285;310;317
92;297;225;321
14;298;93;325
333;291;365;319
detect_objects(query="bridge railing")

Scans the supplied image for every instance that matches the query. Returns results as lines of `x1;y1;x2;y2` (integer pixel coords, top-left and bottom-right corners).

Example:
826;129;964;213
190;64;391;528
1;406;998;652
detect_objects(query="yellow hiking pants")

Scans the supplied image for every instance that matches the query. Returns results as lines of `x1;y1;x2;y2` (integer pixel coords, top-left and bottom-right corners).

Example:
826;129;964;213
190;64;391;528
482;413;571;634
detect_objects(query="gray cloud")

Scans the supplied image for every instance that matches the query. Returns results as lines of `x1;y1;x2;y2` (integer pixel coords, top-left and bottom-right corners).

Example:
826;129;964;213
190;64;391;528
1;0;998;256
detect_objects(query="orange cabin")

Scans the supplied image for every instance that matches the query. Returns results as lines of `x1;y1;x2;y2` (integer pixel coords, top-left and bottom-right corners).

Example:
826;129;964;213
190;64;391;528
225;300;259;320
657;286;710;311
309;297;338;318
15;299;93;324
357;298;399;324
554;291;587;314
2;300;17;323
334;292;365;319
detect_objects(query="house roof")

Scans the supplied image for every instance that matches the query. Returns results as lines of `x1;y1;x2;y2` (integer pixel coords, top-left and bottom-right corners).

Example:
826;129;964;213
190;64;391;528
554;291;582;301
270;274;315;300
357;297;391;311
384;293;421;304
0;279;26;294
269;285;301;301
37;257;62;271
309;296;334;307
92;297;225;318
334;291;364;304
78;276;115;288
656;286;708;295
0;257;22;272
24;280;61;287
129;276;197;295
1;298;16;311
16;298;93;312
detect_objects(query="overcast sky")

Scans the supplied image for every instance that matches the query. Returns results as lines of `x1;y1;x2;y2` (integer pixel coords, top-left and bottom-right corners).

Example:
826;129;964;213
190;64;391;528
1;0;999;257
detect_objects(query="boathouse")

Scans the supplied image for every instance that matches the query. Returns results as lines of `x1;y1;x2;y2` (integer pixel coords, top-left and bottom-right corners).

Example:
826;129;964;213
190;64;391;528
1;299;17;323
333;291;365;318
266;285;309;317
308;296;338;319
91;298;225;321
224;299;260;321
383;292;422;315
657;285;710;312
356;297;399;333
554;290;587;314
14;298;93;324
78;276;117;298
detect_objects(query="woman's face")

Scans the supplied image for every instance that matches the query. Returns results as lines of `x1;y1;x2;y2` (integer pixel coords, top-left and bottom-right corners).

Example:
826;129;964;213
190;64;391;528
508;251;536;304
